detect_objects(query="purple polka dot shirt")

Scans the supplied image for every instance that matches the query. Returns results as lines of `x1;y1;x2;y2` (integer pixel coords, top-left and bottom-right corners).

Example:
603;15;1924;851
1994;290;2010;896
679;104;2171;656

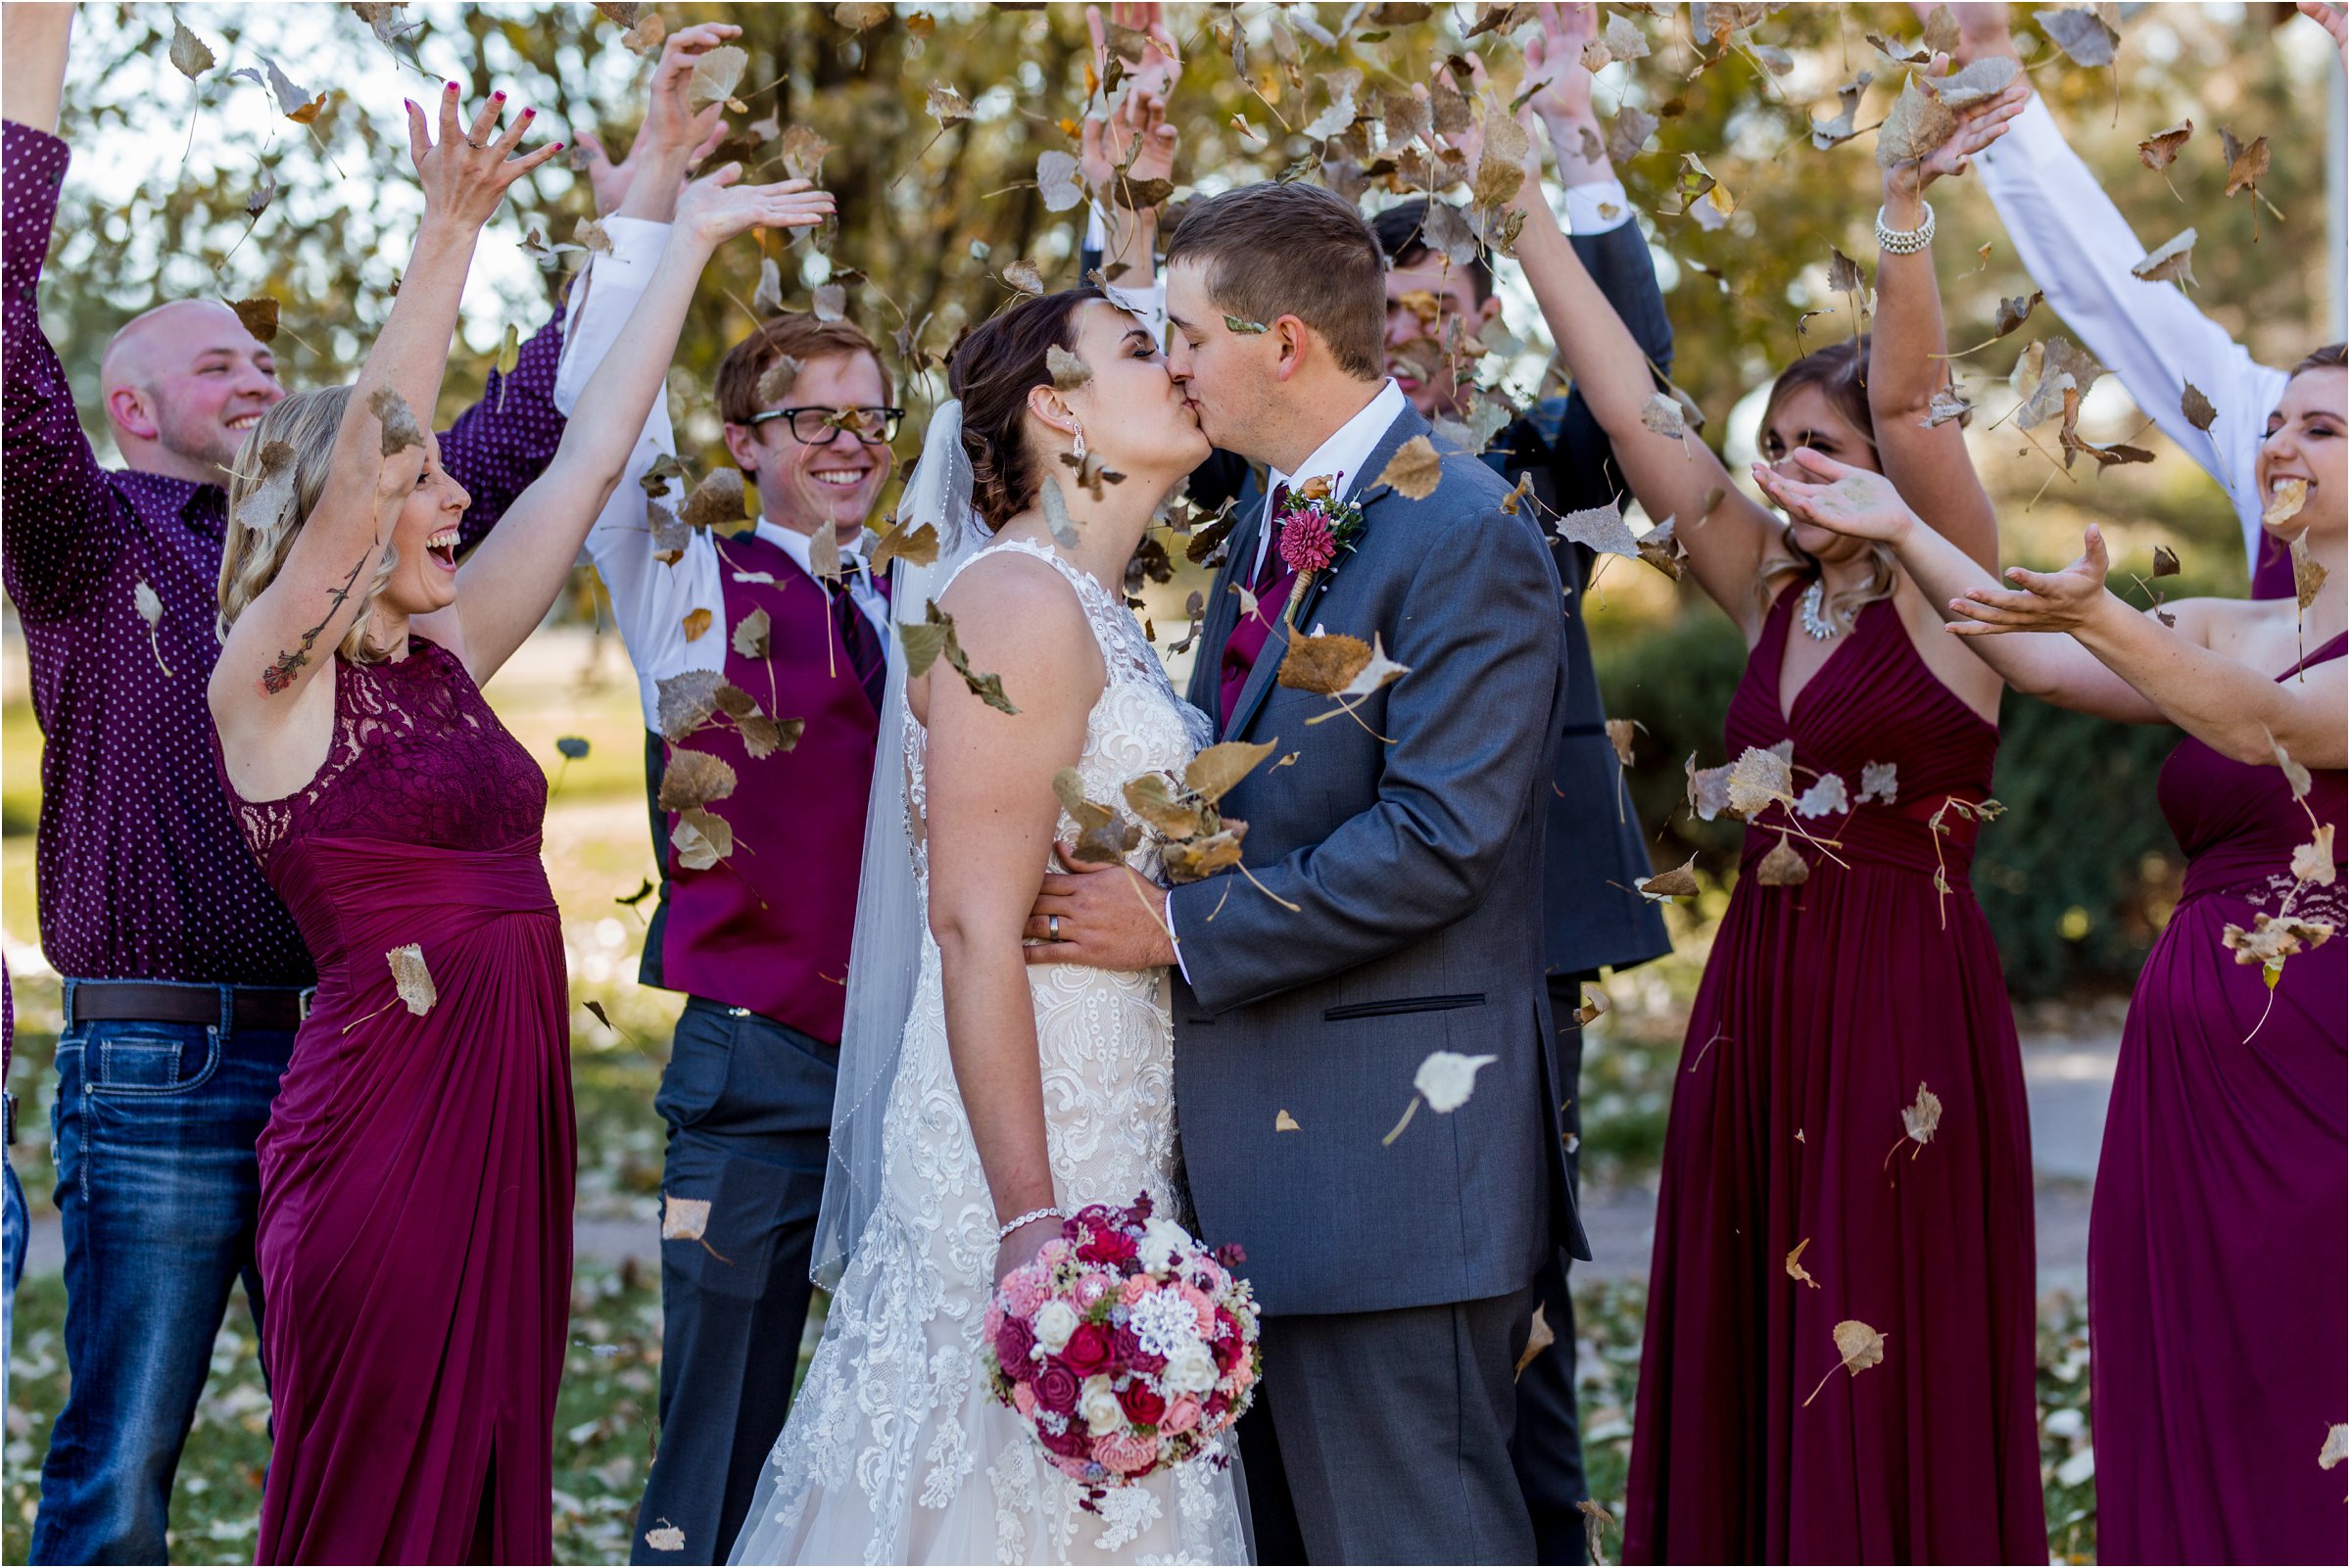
2;121;570;986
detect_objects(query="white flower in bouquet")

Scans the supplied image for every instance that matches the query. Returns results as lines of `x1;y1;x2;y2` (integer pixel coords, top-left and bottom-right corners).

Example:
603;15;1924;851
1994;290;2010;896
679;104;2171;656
1163;1343;1220;1396
1034;1300;1079;1354
1136;1215;1192;1275
1080;1374;1126;1437
1414;1051;1499;1113
1127;1290;1203;1359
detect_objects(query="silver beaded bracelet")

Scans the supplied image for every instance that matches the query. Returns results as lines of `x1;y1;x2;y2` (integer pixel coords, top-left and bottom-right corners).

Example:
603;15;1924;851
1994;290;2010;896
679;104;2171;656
996;1206;1062;1241
1875;200;1936;255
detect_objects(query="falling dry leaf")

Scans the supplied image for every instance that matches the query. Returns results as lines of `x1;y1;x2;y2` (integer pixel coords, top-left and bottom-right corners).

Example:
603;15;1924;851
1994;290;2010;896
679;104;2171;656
1786;1238;1820;1289
2137;119;2192;170
1640;854;1701;901
2035;7;2118;68
1470;101;1531;211
1606;719;1638;770
1756;836;1810;886
658;747;740;812
1802;1319;1889;1406
2221;126;2270;198
1514;1302;1556;1377
661;1194;712;1242
2132;228;2198;288
1608;105;1658;164
834;0;890;29
369;385;424;457
2291;532;2326;612
1280;632;1374;695
1727;745;1794;817
1930;55;2020;108
1375;435;1444;501
1795;771;1851;818
1554;499;1645;559
1859;761;1898;804
1639;392;1688;442
1185;738;1277;804
1811;71;1874;151
683;468;748;533
1576;1499;1616;1566
1636;515;1688;579
2290;826;2337;886
643;1523;687;1553
1878;79;1957;168
2181;382;2218;432
1575;987;1608;1027
169;15;216;78
227;297;279;344
1003;259;1046;297
134;580;172;676
1274;1108;1302;1132
687;44;748;111
871;517;938;573
2152;545;2182;578
681;606;713;642
756;355;804;406
925;79;974;129
1901;1081;1943;1145
387;942;437;1016
2257;477;2314;533
1046;344;1092;392
2321;1423;2349;1472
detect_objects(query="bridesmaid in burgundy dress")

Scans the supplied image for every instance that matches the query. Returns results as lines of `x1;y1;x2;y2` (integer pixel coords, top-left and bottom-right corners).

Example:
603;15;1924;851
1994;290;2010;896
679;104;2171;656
1765;342;2347;1564
205;87;831;1561
1506;75;2048;1561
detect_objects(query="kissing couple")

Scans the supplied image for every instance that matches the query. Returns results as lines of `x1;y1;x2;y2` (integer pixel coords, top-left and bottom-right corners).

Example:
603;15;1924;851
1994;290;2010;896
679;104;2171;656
726;181;1586;1567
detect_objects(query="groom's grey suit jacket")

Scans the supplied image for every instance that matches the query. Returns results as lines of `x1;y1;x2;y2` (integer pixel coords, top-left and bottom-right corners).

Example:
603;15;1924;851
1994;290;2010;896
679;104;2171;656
1168;403;1587;1318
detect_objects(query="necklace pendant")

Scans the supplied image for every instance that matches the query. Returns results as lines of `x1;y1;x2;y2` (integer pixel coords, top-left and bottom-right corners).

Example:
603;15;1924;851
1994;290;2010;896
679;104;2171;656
1798;582;1841;641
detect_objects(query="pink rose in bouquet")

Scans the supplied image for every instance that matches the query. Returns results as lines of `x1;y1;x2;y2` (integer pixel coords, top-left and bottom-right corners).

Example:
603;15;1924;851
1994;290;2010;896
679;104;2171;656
983;1192;1263;1507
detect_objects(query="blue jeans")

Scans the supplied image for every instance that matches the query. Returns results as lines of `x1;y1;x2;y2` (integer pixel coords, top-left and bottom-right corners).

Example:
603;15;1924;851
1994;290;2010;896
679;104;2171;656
30;982;295;1566
5;1152;25;1420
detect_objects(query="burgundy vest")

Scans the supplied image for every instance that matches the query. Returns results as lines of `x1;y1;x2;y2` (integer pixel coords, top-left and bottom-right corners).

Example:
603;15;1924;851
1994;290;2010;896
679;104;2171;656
647;532;878;1042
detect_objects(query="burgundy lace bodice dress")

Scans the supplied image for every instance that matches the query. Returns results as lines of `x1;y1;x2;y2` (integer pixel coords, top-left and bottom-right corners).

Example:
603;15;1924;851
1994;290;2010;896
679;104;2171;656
2087;632;2346;1564
1623;586;2046;1563
215;637;574;1563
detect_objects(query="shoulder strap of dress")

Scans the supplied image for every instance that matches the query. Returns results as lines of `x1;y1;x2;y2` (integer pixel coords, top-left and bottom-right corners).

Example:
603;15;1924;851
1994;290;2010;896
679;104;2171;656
2279;631;2348;681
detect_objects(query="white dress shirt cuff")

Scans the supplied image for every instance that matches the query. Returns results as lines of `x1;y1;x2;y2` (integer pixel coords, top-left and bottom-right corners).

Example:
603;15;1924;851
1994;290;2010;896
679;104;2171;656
1561;178;1634;235
1164;887;1190;985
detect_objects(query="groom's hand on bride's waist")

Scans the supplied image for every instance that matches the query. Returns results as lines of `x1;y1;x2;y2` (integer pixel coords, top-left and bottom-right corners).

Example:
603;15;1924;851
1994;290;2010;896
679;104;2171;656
1026;841;1179;971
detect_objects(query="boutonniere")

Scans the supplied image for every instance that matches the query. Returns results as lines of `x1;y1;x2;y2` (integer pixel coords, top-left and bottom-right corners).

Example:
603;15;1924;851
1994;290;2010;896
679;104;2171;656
1274;474;1367;627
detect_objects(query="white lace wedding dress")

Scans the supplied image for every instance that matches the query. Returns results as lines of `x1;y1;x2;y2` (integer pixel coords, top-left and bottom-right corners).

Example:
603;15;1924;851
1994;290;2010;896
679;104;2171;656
729;538;1250;1566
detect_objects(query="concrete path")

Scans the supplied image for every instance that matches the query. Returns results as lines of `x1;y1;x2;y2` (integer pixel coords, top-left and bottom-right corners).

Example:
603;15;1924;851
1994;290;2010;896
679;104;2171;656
21;1034;2117;1287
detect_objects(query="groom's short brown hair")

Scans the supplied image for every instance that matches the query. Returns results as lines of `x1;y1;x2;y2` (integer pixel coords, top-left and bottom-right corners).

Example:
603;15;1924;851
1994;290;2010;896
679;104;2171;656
1166;183;1386;380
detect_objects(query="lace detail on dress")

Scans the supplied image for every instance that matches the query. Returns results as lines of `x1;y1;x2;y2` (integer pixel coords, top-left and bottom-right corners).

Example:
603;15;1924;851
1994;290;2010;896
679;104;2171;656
732;539;1243;1565
223;640;547;867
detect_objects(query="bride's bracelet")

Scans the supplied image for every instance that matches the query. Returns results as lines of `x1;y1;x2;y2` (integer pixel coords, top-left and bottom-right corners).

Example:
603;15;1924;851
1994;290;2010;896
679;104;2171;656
1875;200;1936;255
995;1206;1063;1242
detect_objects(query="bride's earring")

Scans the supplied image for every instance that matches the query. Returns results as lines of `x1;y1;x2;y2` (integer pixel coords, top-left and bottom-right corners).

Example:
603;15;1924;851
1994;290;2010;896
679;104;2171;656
1071;423;1087;463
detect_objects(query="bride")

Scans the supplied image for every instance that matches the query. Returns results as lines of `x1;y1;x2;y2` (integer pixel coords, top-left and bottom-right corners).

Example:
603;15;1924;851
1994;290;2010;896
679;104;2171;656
728;287;1251;1565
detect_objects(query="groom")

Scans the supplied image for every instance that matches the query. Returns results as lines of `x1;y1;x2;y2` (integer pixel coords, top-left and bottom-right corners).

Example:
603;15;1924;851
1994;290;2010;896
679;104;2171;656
1030;182;1581;1562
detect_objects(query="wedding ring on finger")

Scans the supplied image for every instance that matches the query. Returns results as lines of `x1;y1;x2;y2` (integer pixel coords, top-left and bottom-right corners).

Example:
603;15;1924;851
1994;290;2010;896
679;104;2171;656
1049;915;1062;942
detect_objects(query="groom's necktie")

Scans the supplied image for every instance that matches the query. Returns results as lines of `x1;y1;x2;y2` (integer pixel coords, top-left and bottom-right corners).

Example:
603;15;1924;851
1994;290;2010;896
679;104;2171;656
830;566;888;715
1219;482;1298;731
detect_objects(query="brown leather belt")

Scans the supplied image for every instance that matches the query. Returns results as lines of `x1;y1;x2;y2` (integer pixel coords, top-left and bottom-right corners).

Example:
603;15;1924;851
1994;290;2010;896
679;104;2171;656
66;980;311;1031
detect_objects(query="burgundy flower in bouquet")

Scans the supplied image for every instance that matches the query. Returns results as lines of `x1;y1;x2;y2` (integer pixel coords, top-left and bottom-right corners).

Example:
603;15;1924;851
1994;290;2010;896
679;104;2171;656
982;1193;1263;1506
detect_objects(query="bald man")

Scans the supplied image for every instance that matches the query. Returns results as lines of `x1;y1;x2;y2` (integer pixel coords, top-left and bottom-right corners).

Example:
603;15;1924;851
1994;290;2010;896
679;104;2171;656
2;13;576;1561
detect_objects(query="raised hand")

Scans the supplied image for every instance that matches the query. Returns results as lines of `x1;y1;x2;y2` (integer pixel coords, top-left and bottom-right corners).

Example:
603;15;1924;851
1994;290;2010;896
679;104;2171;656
1913;2;2020;66
404;83;564;230
1749;448;1921;545
1081;3;1181;192
579;22;741;217
1946;525;2120;637
1887;51;2031;200
2301;0;2348;73
671;166;835;253
1520;0;1599;127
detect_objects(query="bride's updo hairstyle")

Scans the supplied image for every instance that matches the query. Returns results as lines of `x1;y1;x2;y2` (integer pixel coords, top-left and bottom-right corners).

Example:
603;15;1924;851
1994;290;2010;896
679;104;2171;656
947;285;1105;530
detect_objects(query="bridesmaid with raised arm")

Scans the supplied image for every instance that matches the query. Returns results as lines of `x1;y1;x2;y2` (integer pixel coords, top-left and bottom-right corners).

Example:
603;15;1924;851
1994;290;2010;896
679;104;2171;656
205;85;831;1563
1761;340;2348;1566
1492;61;2048;1562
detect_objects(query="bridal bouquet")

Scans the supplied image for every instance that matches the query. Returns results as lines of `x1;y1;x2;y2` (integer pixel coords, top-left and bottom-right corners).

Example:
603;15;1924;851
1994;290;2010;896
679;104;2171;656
983;1193;1261;1498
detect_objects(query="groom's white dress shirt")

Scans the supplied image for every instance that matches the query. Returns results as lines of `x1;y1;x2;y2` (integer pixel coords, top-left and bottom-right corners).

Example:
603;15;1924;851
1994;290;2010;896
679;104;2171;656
557;214;887;731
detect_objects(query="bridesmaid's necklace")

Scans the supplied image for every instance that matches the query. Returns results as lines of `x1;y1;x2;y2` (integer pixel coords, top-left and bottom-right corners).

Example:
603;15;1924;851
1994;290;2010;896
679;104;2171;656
1798;581;1842;641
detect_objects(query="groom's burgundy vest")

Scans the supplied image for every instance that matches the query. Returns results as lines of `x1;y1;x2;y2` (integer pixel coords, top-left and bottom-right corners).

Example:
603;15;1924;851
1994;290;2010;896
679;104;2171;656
643;531;878;1043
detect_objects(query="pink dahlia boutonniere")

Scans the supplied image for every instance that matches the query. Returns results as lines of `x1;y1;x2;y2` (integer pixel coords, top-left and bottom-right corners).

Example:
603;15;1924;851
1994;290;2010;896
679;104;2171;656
1274;474;1367;626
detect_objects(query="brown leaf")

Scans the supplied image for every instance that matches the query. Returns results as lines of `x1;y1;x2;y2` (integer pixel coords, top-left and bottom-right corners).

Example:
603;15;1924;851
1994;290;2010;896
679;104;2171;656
812;283;848;324
384;942;437;1016
834;1;891;29
2131;227;2197;288
1003;259;1046;297
778;125;837;184
2264;727;2313;799
1992;290;2043;339
1163;826;1247;881
1810;71;1874;151
1576;1499;1616;1567
1607;106;1658;165
2321;1422;2349;1472
1636;514;1688;579
682;606;712;642
1826;247;1867;301
1922;387;1974;428
1555;499;1645;560
2265;477;2312;531
2137;119;2192;170
2290;825;2337;887
620;12;666;55
1786;1237;1821;1289
1045;344;1092;392
2035;7;2118;68
1514;1302;1556;1377
926;79;974;129
1055;769;1142;865
1279;633;1373;696
658;747;740;811
655;669;726;741
1756;836;1810;886
227;296;280;344
661;1193;711;1241
366;385;425;458
751;256;786;316
1185;738;1277;804
674;805;734;868
872;518;939;572
1471;102;1531;211
737;714;801;759
728;607;771;661
682;468;747;533
1639;854;1702;901
687;45;748;111
1687;753;1735;821
1877;79;1957;168
1574;987;1609;1027
1901;1081;1943;1144
2220;126;2270;198
1606;719;1637;769
2222;911;2334;971
1931;55;2020;108
2292;531;2326;612
1727;744;1794;817
1835;1319;1888;1374
1274;1108;1303;1132
1377;435;1444;501
643;1522;688;1552
2181;382;2218;432
169;15;216;78
756;356;804;405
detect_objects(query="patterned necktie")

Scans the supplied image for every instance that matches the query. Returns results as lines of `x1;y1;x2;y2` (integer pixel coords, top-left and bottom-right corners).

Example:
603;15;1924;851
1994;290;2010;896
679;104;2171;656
1252;482;1292;600
831;567;887;714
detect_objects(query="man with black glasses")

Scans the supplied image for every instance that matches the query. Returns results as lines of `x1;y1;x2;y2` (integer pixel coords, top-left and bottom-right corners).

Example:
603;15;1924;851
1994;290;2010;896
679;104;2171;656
559;175;901;1554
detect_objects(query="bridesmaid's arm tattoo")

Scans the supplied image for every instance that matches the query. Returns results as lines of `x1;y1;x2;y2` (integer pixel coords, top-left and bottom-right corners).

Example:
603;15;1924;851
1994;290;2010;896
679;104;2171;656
259;547;374;696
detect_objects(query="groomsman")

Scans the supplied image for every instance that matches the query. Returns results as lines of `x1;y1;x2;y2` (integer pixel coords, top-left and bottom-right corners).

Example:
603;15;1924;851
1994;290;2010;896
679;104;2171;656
556;54;894;1560
1367;24;1674;1562
2;12;575;1560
